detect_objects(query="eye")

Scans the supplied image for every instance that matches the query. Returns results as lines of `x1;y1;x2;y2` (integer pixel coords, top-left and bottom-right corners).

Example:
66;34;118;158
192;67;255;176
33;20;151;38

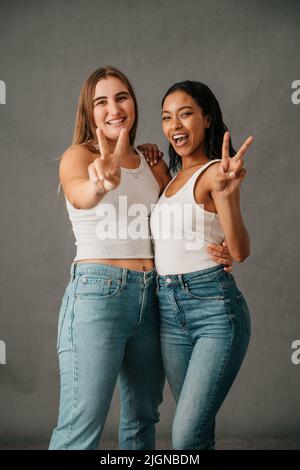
180;112;192;117
118;95;128;102
162;116;170;121
95;100;106;107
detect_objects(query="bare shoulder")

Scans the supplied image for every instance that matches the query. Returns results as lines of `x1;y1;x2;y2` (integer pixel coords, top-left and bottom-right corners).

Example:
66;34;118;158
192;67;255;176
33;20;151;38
197;160;221;192
60;144;96;172
60;143;96;166
59;144;97;187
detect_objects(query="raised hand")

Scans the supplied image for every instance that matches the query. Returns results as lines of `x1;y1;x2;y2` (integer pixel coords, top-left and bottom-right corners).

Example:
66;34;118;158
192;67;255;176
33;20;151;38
212;131;253;195
88;128;128;193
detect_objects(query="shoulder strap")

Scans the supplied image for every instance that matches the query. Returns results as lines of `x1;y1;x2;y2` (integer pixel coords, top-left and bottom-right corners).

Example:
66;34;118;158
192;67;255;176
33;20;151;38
184;159;222;189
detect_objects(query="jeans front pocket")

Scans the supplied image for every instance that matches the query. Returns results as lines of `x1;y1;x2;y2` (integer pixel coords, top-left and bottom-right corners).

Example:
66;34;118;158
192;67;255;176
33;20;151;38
75;274;122;301
57;290;70;351
184;278;224;301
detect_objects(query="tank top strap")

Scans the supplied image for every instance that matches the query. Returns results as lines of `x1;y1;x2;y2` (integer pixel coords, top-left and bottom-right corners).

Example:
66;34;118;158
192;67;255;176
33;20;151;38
179;158;221;196
161;158;221;199
186;159;221;186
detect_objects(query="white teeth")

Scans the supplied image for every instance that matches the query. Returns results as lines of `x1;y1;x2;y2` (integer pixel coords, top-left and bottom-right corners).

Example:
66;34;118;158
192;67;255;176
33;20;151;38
173;133;189;143
173;134;188;139
107;118;126;125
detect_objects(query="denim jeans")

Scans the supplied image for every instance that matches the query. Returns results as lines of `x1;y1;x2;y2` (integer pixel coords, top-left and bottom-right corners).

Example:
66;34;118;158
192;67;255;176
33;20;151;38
156;264;251;450
49;262;165;450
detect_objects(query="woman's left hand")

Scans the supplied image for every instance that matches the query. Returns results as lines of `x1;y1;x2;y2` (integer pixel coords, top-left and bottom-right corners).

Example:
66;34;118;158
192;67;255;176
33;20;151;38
207;240;233;272
137;143;163;166
212;132;253;196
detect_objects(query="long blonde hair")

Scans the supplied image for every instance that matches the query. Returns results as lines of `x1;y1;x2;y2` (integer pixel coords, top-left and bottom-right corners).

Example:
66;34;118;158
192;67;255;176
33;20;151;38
73;65;138;150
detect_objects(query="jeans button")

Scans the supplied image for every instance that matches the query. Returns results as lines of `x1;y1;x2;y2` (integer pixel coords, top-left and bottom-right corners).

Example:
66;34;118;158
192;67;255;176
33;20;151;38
166;277;172;284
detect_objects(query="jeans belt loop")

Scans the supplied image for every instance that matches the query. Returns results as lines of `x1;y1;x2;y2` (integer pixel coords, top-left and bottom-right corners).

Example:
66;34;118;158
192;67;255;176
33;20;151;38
70;263;76;282
156;273;160;291
178;274;185;290
121;268;128;290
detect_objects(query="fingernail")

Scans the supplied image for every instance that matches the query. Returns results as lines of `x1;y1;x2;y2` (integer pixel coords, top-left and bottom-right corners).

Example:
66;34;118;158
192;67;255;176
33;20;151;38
150;162;153;166
146;159;149;162
154;160;157;164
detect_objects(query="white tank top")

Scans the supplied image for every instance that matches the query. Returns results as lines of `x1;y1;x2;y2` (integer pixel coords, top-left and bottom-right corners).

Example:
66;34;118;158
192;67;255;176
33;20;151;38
65;148;161;261
150;159;225;275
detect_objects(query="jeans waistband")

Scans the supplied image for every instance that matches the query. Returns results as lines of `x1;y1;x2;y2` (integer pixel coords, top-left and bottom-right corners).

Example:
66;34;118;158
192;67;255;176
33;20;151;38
157;264;227;288
70;262;157;285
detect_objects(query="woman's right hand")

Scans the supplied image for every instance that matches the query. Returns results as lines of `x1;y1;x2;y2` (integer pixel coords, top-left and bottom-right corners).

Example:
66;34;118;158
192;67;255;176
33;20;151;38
137;143;163;166
88;128;128;193
211;132;253;196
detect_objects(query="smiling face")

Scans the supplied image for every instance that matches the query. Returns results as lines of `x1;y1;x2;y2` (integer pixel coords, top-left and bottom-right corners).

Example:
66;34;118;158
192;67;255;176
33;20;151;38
93;76;135;142
162;90;210;159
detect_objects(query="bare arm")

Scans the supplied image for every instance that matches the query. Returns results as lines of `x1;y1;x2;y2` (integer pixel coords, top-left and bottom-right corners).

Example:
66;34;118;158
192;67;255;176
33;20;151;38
59;145;106;210
207;132;253;262
211;186;250;262
60;128;127;210
148;157;172;195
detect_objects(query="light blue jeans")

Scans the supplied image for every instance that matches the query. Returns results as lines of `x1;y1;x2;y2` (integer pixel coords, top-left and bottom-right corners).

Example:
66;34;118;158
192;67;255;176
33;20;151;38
49;262;165;450
156;264;251;450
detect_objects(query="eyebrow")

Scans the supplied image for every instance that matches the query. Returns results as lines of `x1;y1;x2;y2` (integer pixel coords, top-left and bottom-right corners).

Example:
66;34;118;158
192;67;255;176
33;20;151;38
161;105;193;115
93;91;130;104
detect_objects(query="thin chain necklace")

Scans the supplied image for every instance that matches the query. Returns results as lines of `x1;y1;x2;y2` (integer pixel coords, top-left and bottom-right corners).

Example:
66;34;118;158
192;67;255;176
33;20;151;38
91;142;143;178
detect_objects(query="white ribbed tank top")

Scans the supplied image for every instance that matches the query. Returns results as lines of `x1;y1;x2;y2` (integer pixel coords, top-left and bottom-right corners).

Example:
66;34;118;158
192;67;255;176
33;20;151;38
150;159;225;275
65;148;161;261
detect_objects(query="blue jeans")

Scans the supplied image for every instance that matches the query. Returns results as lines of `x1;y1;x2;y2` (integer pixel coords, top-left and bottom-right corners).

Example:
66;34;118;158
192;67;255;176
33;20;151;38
49;262;165;450
156;264;251;450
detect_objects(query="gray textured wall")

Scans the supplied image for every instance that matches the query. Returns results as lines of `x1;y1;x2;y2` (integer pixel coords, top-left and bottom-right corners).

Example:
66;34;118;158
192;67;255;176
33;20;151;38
0;0;300;447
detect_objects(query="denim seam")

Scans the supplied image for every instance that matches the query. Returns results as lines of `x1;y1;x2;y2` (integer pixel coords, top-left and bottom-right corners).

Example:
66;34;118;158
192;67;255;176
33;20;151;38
124;346;139;450
191;277;235;448
64;276;80;449
236;294;251;337
168;290;190;335
57;294;70;352
65;344;78;449
214;277;235;327
135;284;146;330
194;337;233;448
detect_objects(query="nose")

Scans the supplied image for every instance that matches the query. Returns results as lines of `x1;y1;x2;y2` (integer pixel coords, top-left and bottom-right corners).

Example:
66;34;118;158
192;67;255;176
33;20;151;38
170;115;182;130
108;99;122;117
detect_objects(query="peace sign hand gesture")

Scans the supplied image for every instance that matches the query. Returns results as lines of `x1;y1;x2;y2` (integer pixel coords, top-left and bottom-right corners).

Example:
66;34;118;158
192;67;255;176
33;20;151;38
88;127;128;194
212;132;254;196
